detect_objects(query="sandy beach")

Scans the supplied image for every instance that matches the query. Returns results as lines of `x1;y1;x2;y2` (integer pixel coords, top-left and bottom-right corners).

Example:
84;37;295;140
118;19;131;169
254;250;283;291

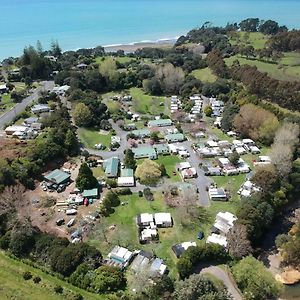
104;39;176;53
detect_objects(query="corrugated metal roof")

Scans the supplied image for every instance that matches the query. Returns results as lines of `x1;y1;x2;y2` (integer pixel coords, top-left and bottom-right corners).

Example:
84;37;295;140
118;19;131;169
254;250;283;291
44;169;70;184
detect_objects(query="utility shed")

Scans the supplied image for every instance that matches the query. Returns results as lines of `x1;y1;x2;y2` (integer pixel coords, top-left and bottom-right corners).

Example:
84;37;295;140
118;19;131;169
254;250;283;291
44;169;71;185
82;188;98;199
148;119;172;127
165;133;185;143
103;157;119;177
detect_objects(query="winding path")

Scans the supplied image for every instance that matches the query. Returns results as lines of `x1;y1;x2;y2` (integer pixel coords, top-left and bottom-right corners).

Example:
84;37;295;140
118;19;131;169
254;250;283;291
199;266;242;300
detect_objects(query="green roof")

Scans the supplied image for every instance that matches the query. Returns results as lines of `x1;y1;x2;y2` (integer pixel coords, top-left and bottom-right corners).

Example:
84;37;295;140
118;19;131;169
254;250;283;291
121;168;134;177
44;169;70;185
131;129;150;137
165;133;185;142
148;119;172;127
133;146;157;159
154;144;169;154
82;188;98;198
103;157;119;177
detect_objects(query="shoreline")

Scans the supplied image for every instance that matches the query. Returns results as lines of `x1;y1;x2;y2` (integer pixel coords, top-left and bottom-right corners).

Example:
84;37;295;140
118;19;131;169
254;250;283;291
103;37;178;53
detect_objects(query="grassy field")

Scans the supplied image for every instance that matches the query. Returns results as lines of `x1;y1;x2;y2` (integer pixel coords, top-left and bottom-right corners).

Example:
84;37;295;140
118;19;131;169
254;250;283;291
156;155;182;182
0;251;104;300
78;128;112;149
92;167;105;179
225;52;300;82
95;56;136;66
130;87;165;115
229;32;268;49
192;67;218;83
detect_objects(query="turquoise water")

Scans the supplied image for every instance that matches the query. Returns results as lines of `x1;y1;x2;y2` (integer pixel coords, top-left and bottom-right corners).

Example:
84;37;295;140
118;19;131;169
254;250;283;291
1;0;300;59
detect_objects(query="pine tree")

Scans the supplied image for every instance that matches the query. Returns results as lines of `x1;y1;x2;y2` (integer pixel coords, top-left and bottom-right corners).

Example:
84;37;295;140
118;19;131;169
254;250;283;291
124;149;136;170
76;163;98;191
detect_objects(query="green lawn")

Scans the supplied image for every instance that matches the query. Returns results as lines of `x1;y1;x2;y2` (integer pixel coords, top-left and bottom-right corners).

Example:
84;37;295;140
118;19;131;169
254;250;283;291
130;87;166;115
225;53;300;82
95;56;136;66
192;67;218;83
0;251;104;300
105;99;121;113
92;167;105;179
156;155;182;182
229;32;268;49
78;128;112;149
0;93;15;113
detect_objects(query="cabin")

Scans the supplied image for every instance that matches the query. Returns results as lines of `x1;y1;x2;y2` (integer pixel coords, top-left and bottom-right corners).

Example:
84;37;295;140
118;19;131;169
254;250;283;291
154;213;172;228
208;188;228;201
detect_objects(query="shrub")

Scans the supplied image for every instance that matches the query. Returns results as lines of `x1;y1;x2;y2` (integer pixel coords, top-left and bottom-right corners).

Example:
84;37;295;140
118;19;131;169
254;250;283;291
23;271;32;280
33;276;41;284
54;285;63;294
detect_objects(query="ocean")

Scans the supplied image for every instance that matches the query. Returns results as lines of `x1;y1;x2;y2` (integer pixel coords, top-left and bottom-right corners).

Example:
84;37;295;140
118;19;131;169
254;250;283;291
0;0;300;59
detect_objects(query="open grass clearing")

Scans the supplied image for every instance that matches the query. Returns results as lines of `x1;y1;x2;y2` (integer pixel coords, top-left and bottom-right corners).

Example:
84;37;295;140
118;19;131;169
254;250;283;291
130;87;165;115
78;128;112;149
0;251;104;300
92;167;105;179
95;56;137;66
192;67;218;83
225;54;300;82
229;32;268;49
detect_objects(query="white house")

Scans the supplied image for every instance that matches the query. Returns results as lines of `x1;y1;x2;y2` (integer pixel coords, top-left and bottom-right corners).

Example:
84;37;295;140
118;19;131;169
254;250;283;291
31;104;50;114
154;213;172;228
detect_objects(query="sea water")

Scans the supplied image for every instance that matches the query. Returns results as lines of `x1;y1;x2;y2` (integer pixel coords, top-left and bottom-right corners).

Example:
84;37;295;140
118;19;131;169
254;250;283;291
0;0;300;59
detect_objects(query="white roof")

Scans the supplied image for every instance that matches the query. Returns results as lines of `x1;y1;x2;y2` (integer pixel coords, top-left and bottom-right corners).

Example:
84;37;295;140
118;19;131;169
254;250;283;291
141;228;157;240
242;138;254;144
207;140;218;147
250;146;260;152
259;156;271;162
0;84;7;90
218;157;230;165
178;162;191;170
154;213;172;225
180;241;197;250
117;177;134;186
207;233;227;247
216;212;237;227
140;213;154;224
233;139;243;146
227;131;237;136
109;246;133;261
5;125;28;133
236;147;247;154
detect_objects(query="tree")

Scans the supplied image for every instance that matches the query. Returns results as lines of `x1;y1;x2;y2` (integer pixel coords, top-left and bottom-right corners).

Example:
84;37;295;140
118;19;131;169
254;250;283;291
91;265;126;294
251;164;279;195
233;104;278;143
135;159;162;185
204;106;213;117
270;122;299;178
226;224;252;258
232;256;282;300
239;18;260;32
73;103;92;127
51;40;62;57
221;102;239;132
259;20;280;35
124;149;136;170
229;151;240;167
150;131;160;143
65;129;79;156
174;274;230;300
76;163;98;191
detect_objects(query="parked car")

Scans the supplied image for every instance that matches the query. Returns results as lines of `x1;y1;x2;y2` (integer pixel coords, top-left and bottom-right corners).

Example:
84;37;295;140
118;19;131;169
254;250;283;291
56;218;65;226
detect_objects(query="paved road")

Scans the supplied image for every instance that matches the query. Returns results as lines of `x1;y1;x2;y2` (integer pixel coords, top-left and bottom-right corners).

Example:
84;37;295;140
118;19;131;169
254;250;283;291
182;139;212;207
199;266;242;300
0;81;54;129
85;119;127;160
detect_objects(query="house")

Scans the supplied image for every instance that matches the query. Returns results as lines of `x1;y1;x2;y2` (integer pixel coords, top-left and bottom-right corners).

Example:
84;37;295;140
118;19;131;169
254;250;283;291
242;138;255;146
140;228;158;243
52;85;70;96
130;250;153;273
181;167;197;179
237;158;250;173
31;104;50;114
213;212;237;235
208;188;228;201
117;168;135;187
137;213;154;227
168;144;179;154
235;146;247;155
217;157;231;167
5;125;29;136
124;123;136;130
172;241;197;258
177;162;191;171
148;119;172;128
0;84;8;94
76;63;88;69
254;155;272;166
154;144;169;155
82;188;98;199
203;166;222;176
133;146;157;160
238;180;260;197
206;140;218;148
149;258;167;277
24;117;39;125
103;157;119;177
154;213;172;228
198;147;220;157
44;169;71;186
165;133;185;143
223;165;239;176
232;140;244;148
131;129;151;138
207;233;228;247
106;246;133;269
